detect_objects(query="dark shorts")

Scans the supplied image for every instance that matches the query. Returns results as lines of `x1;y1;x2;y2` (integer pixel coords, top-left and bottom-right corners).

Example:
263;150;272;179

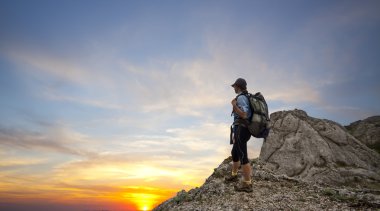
231;125;251;165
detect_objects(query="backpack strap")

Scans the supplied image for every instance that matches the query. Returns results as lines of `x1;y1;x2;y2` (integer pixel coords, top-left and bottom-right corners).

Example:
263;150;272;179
234;90;249;100
231;91;249;116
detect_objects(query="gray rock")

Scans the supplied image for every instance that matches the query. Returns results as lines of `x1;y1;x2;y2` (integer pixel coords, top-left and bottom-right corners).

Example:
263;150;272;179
345;116;380;153
259;109;380;188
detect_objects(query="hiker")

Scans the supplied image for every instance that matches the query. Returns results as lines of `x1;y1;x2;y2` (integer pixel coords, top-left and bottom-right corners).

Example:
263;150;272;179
225;78;253;192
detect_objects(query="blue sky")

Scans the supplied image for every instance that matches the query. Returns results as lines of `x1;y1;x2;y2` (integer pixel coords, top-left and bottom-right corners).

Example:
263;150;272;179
1;0;380;210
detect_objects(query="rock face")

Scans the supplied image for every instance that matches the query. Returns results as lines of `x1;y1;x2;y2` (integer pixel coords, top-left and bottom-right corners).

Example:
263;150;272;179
259;109;380;187
345;116;380;154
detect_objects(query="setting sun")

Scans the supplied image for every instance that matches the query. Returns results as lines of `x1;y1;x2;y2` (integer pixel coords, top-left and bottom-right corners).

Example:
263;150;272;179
124;192;161;211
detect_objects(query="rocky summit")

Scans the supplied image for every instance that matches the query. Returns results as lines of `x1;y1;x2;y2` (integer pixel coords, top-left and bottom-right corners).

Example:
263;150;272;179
260;109;380;188
154;109;380;210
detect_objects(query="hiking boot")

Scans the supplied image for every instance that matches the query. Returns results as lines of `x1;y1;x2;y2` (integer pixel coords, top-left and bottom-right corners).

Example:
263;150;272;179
234;181;253;192
224;174;239;183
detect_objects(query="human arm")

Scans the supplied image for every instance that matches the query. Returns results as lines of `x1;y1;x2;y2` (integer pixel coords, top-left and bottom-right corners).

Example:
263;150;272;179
231;98;248;119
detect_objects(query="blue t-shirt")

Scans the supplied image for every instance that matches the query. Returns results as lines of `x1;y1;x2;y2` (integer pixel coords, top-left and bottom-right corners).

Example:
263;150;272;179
233;94;252;122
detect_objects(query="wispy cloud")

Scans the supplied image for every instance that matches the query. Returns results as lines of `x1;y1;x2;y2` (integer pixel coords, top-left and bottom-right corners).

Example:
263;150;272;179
42;88;126;110
4;36;325;118
0;125;96;157
0;119;233;207
6;48;100;85
0;157;47;170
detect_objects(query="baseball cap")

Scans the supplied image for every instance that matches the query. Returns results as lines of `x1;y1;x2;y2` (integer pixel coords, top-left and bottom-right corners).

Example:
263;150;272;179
231;78;247;89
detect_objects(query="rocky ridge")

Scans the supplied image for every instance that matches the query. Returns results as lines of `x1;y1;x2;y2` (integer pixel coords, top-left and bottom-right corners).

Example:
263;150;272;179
154;109;380;210
345;116;380;154
260;109;380;188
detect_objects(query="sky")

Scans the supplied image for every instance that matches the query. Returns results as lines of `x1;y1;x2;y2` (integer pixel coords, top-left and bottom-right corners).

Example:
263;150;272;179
0;0;380;210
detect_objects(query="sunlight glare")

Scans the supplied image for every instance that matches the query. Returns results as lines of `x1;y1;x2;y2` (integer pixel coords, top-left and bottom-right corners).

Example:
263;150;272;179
124;192;160;211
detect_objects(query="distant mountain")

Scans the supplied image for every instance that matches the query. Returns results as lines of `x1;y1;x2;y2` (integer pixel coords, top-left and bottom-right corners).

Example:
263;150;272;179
154;109;380;210
345;116;380;154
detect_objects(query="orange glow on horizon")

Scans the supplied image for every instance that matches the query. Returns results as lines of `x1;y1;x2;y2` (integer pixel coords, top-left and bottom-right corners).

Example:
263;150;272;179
124;192;160;211
0;159;211;210
0;186;176;211
119;186;178;211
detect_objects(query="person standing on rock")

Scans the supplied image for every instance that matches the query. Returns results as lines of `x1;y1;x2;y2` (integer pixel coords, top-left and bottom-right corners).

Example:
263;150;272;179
225;78;253;192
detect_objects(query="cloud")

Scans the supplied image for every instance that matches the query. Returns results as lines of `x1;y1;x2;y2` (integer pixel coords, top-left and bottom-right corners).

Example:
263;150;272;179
0;125;96;157
5;31;325;114
54;122;231;170
116;44;322;122
165;122;229;151
118;59;230;114
0;117;234;190
5;47;111;87
21;121;232;195
42;88;126;110
0;124;183;207
0;157;47;170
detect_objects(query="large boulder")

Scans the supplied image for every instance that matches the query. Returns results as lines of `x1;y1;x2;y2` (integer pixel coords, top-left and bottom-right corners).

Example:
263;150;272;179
259;109;380;188
345;116;380;154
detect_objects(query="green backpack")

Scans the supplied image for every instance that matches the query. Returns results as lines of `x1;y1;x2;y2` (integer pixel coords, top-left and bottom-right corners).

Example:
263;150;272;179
237;92;270;138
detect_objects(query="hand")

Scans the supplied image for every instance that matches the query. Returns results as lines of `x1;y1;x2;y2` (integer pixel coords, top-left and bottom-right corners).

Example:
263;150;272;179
231;98;237;106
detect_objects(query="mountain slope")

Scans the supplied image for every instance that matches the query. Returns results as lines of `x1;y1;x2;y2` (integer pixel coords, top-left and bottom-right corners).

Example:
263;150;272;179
154;109;380;210
154;157;379;210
